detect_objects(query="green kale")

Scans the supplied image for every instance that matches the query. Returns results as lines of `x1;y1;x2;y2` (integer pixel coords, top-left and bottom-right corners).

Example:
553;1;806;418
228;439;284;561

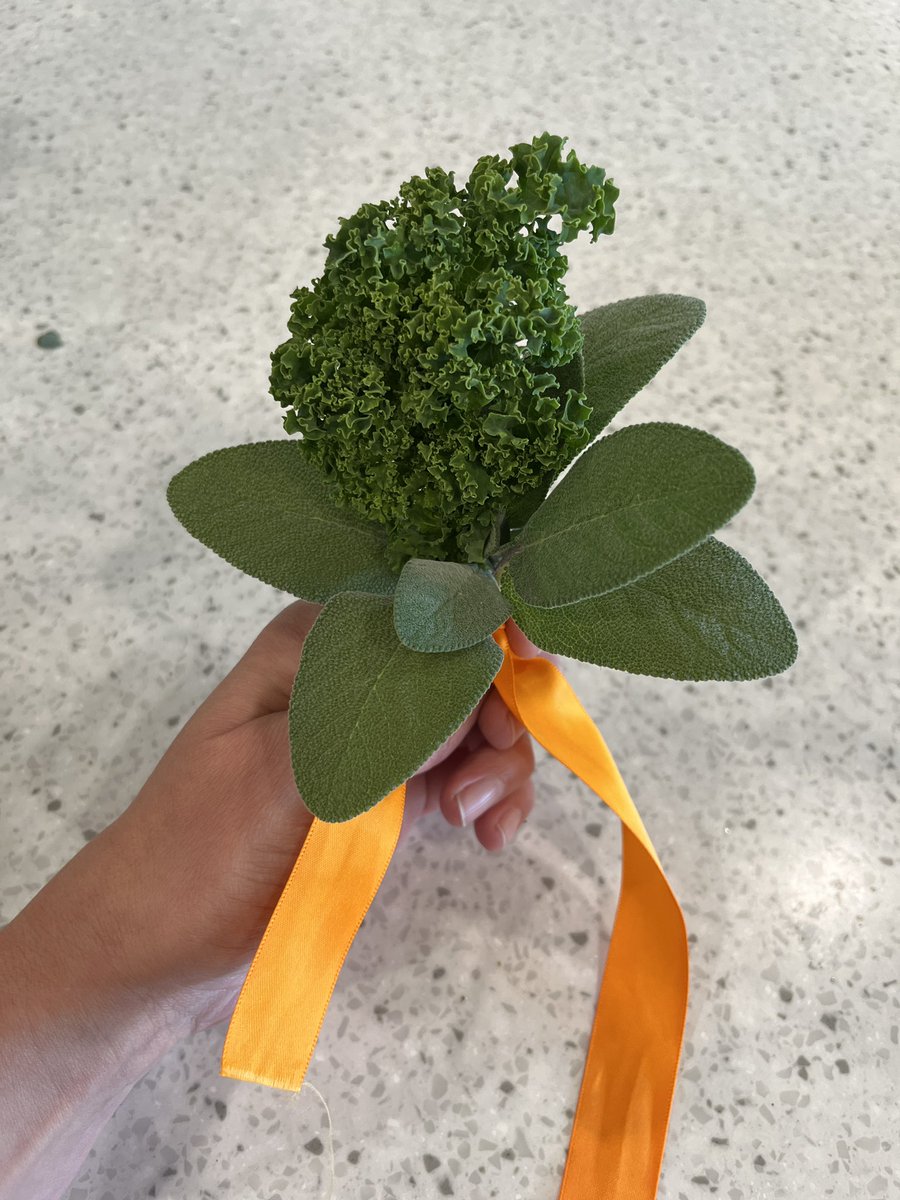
269;132;618;567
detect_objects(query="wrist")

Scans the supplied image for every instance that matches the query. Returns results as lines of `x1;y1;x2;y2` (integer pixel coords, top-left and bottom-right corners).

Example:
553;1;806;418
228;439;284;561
0;896;180;1095
0;907;180;1200
0;808;199;1088
7;806;237;1048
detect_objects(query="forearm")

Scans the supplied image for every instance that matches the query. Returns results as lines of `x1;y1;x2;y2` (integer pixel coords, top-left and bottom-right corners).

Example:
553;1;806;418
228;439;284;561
0;869;182;1200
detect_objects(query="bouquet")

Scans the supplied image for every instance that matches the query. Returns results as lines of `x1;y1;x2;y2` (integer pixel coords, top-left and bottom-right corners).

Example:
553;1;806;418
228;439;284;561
167;132;796;1198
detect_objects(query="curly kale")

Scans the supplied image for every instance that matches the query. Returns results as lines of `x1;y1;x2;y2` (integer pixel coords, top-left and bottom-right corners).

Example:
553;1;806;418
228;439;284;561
269;132;618;566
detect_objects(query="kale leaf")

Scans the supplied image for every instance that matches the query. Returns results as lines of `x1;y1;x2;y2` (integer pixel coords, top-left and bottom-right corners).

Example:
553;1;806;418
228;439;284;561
269;132;617;567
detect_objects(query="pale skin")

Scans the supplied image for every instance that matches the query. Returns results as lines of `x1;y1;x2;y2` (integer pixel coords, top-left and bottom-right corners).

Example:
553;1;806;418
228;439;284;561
0;602;551;1200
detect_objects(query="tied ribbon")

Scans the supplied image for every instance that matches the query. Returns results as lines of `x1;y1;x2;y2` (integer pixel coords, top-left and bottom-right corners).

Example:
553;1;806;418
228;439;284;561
222;626;689;1198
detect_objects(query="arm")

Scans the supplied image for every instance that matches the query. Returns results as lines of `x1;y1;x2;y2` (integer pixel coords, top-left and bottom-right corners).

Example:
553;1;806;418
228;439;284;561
0;604;541;1199
0;877;184;1200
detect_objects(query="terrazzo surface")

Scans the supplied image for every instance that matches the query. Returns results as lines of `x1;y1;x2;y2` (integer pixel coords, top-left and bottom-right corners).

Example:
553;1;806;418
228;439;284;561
2;1;898;1197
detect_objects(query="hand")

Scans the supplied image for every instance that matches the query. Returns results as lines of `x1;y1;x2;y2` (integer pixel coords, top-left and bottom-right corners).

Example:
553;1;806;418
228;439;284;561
0;602;551;1200
9;603;547;1039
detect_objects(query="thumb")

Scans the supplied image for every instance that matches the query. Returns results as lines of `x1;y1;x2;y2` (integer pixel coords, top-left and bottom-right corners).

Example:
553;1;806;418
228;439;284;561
192;600;323;734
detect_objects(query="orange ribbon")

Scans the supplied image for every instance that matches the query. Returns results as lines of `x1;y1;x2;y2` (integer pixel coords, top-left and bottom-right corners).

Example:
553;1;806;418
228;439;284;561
222;627;689;1198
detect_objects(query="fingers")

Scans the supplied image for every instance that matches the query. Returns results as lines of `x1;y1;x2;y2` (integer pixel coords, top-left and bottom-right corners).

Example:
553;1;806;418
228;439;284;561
399;726;537;852
477;684;525;751
439;733;535;832
424;625;555;849
400;679;536;851
472;779;535;853
414;657;534;773
397;733;483;848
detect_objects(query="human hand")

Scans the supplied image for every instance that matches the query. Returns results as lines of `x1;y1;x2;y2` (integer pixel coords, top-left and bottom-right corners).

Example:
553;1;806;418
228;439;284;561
10;602;548;1042
0;602;552;1200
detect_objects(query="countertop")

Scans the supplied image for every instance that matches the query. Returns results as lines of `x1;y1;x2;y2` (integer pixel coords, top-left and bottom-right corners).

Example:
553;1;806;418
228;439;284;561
1;1;897;1197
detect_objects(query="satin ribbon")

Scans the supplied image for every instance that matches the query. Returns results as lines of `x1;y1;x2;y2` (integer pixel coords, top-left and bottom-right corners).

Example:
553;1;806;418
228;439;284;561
222;626;688;1198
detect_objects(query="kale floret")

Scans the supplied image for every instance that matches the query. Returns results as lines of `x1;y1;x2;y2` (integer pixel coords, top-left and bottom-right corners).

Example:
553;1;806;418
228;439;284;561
269;132;618;567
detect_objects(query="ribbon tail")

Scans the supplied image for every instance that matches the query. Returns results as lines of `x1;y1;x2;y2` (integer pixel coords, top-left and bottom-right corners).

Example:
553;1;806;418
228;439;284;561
222;784;406;1091
492;629;689;1200
221;628;687;1200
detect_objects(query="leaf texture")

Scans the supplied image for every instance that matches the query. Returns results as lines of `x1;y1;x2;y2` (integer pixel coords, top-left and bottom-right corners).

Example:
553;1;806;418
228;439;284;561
393;559;511;652
580;294;707;440
167;441;398;602
502;538;797;681
290;592;504;821
509;422;755;607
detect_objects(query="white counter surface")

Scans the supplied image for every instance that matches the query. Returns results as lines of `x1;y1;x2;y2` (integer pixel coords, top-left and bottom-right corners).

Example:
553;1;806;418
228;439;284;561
1;2;897;1196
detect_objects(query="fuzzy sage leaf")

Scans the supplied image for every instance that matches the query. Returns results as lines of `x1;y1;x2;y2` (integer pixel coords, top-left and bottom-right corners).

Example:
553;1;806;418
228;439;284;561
167;441;399;603
581;294;707;441
290;591;504;821
393;559;512;653
508;422;755;608
502;538;797;681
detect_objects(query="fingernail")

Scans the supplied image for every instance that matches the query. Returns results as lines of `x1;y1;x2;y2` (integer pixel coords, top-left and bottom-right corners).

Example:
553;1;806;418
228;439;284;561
497;809;523;847
455;778;503;826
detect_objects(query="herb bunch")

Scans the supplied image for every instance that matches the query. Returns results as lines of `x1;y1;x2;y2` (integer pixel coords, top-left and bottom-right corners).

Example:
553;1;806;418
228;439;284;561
169;134;797;824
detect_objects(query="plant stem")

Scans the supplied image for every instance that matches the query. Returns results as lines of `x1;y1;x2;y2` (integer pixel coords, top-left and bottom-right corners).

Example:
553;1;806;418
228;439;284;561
487;541;522;574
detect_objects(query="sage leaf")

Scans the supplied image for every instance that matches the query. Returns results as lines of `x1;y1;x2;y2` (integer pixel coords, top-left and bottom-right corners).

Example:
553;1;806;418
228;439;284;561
290;591;504;822
502;538;797;681
509;422;755;607
393;559;512;653
507;295;707;533
581;294;707;440
167;441;398;602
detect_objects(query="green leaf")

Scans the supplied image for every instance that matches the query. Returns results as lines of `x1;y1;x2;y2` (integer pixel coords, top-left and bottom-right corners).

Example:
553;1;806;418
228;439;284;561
393;559;512;652
581;294;707;440
505;295;706;533
167;441;399;603
509;422;755;607
290;591;504;821
501;538;797;681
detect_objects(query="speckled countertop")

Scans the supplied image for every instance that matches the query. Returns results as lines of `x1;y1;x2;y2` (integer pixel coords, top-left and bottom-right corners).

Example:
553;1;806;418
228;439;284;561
1;1;897;1197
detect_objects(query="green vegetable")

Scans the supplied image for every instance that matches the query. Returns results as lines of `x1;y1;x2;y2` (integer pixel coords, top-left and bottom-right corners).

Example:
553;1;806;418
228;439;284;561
506;294;707;527
167;441;398;602
393;558;511;653
580;294;708;441
168;131;798;823
269;131;618;567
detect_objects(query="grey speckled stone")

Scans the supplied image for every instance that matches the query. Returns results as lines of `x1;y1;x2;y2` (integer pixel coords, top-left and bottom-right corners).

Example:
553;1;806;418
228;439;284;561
1;1;897;1198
